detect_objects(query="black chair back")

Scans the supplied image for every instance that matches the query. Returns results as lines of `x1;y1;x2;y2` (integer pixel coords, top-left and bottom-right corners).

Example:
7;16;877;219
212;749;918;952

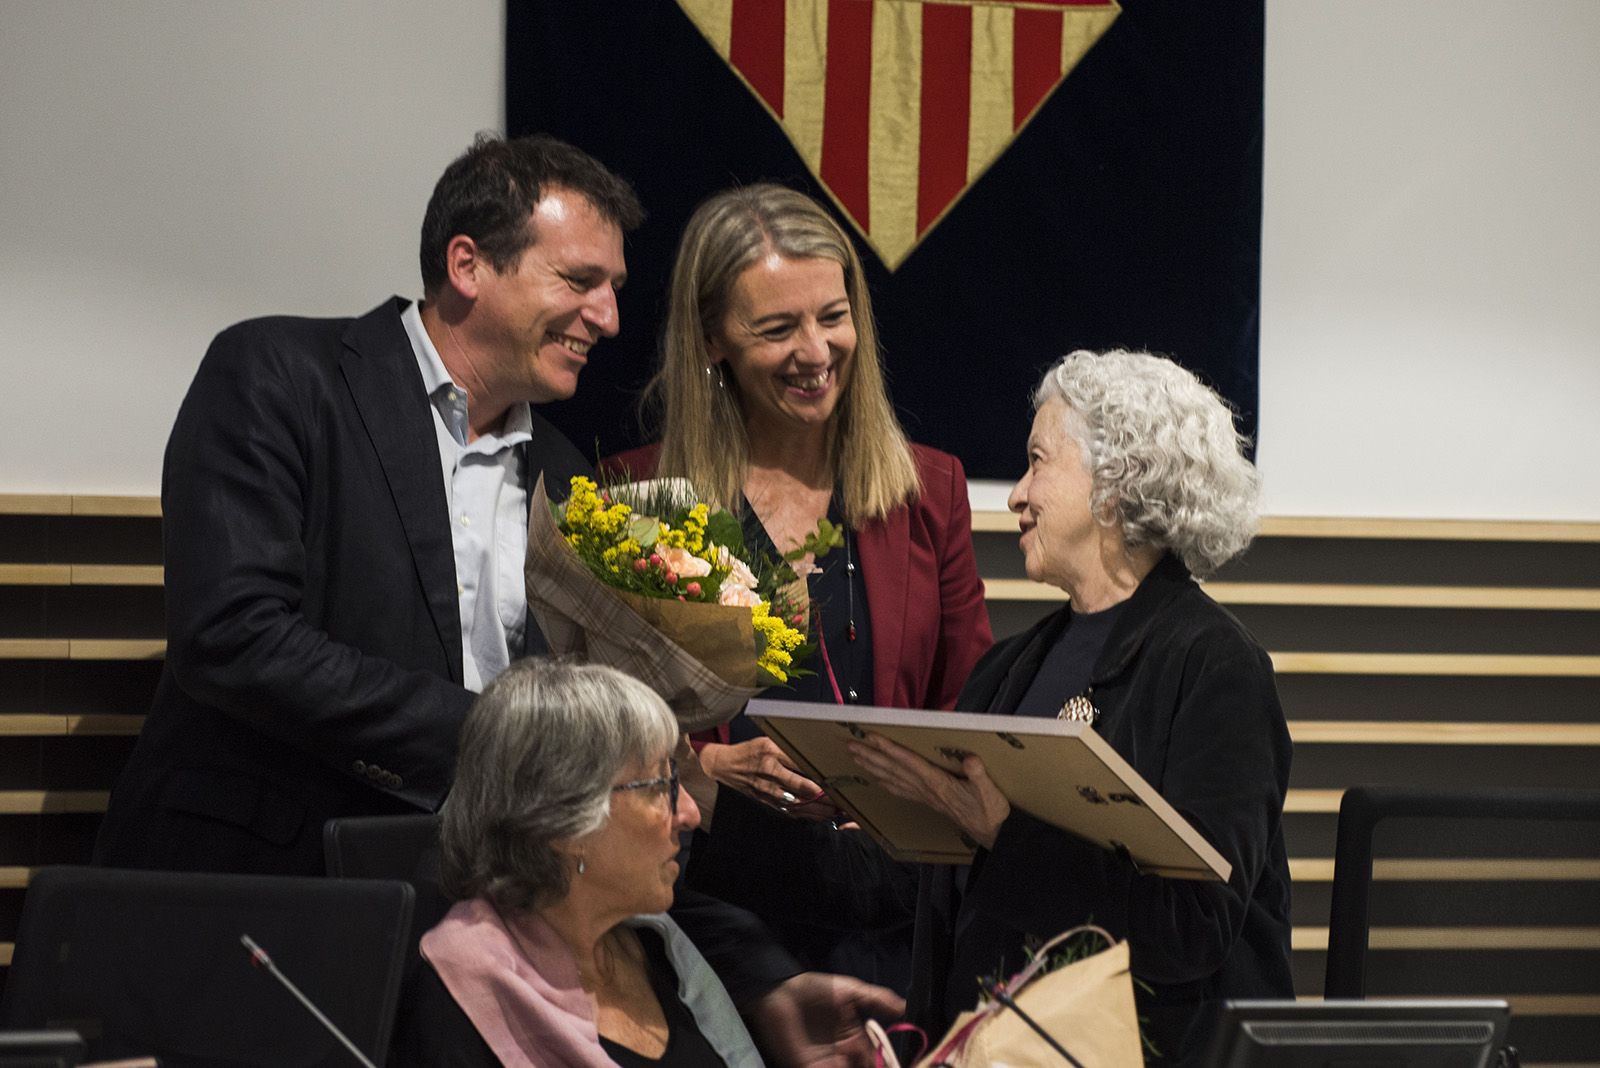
323;814;451;980
1325;785;1600;1062
0;866;413;1067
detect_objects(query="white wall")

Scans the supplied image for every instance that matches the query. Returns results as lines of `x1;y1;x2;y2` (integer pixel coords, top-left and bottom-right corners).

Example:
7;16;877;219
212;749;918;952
1256;0;1600;520
4;1;1597;519
0;0;502;492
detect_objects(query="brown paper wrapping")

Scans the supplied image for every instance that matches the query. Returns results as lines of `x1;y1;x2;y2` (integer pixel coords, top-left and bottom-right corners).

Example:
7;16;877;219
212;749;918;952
524;474;767;731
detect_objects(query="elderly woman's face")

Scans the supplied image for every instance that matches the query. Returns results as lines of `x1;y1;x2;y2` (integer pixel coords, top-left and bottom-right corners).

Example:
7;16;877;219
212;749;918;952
709;253;856;440
1008;399;1102;592
576;753;699;918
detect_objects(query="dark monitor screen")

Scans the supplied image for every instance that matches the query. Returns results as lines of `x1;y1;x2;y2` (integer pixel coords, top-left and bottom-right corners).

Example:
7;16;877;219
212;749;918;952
0;1030;87;1068
1206;999;1510;1068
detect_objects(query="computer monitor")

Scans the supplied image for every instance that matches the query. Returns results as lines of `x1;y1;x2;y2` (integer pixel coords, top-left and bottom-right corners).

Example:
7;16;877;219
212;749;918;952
1206;999;1510;1068
0;1030;86;1068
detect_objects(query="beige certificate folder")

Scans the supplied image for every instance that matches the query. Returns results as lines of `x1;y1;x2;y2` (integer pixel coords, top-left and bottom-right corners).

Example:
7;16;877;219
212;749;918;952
748;699;1231;880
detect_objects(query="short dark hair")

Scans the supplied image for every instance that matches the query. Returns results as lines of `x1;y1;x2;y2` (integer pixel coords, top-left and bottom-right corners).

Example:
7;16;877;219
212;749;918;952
419;132;644;295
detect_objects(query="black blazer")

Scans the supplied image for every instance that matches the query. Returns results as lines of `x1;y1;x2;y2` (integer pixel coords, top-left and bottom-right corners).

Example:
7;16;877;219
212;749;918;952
96;299;589;874
910;555;1295;1067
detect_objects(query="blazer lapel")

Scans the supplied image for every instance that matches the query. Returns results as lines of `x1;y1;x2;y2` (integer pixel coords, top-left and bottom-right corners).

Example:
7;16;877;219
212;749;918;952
855;507;911;707
339;299;464;683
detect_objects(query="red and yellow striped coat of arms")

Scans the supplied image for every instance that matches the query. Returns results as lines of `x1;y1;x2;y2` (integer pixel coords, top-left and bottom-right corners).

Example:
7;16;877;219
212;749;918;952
677;0;1120;269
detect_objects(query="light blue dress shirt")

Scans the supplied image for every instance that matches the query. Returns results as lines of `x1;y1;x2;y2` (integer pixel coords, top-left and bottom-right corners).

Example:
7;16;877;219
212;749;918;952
401;301;533;692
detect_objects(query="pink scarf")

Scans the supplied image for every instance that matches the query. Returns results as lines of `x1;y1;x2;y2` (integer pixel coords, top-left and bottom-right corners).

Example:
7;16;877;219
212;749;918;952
421;897;618;1068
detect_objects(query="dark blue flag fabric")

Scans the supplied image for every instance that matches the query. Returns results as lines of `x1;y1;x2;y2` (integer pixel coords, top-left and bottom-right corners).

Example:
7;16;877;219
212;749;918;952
507;0;1262;478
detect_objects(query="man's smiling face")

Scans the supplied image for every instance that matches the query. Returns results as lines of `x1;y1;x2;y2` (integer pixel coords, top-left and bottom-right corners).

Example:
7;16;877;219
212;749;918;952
471;187;627;403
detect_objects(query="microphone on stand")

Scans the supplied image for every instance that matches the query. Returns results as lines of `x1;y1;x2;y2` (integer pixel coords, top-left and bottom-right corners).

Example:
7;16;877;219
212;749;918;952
239;934;378;1068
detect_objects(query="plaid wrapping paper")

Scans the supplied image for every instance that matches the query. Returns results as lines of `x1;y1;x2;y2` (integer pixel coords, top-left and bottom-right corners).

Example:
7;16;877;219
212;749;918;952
524;474;762;731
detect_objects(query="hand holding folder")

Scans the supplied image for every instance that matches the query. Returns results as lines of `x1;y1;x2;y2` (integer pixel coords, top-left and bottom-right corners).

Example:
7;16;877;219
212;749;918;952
748;698;1231;879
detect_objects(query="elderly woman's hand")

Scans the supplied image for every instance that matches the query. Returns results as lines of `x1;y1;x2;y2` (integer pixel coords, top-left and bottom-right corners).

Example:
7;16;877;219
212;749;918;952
698;737;831;817
847;734;1011;850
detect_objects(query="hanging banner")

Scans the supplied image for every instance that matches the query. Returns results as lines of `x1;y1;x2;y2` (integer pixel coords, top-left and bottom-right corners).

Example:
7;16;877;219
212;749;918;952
676;0;1120;269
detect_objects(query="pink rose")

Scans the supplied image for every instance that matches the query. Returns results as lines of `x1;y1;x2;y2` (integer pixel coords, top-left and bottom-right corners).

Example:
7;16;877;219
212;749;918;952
633;558;648;573
656;545;712;579
686;582;702;597
664;570;678;586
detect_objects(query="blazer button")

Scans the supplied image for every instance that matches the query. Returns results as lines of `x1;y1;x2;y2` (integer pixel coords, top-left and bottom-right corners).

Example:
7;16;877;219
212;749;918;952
352;760;367;775
367;766;385;782
388;773;404;789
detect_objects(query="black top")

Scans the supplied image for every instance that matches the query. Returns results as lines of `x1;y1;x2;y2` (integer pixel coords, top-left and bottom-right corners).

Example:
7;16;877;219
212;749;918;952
1014;601;1126;718
602;929;728;1068
389;928;727;1068
684;501;918;993
735;498;874;710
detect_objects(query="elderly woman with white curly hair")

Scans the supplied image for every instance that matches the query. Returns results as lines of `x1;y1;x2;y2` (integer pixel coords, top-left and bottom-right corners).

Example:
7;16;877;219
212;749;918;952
850;350;1295;1067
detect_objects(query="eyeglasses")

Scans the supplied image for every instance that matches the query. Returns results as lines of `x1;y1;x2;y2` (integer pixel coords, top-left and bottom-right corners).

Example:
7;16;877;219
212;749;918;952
610;758;679;817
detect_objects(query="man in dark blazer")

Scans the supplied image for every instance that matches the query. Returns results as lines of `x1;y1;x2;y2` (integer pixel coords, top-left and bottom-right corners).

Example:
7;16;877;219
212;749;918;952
95;134;642;876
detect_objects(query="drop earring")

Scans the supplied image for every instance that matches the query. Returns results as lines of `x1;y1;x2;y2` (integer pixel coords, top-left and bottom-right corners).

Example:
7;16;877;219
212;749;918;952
576;856;587;875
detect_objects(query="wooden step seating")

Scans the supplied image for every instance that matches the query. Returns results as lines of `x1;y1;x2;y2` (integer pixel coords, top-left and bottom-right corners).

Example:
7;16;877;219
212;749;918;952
4;494;1598;1061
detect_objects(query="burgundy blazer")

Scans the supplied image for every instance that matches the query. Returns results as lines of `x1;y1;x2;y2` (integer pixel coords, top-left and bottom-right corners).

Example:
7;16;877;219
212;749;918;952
602;442;993;713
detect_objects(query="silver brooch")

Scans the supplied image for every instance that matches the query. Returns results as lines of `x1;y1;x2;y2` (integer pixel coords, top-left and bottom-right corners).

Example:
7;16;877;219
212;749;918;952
1058;694;1099;724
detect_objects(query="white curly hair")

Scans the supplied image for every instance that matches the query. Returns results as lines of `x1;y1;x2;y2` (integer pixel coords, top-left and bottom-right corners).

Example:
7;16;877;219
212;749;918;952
1032;349;1260;577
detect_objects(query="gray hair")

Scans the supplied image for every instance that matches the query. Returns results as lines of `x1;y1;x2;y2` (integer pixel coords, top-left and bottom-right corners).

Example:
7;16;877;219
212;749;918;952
1033;349;1260;577
438;657;679;913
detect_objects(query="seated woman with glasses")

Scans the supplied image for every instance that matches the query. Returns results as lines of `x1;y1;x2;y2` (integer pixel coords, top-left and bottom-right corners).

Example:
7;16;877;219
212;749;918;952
390;657;763;1067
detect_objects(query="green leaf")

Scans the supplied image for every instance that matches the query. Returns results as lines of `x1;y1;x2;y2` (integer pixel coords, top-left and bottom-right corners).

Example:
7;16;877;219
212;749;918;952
627;516;659;547
782;517;845;562
705;510;746;558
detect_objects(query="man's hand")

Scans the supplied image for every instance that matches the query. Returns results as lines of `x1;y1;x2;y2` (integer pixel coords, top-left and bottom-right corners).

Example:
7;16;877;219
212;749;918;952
699;737;829;817
745;972;906;1068
847;733;1011;850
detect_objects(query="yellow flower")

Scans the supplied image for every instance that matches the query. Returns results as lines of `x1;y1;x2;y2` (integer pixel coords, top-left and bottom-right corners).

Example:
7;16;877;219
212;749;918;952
752;602;806;683
682;503;709;552
564;477;603;528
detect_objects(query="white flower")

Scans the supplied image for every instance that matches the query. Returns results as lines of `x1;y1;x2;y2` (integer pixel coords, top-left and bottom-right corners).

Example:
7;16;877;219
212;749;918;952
713;544;758;590
717;581;762;607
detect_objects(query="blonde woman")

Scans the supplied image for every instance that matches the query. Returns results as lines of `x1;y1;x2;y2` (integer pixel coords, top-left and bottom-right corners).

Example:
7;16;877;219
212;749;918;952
606;185;992;992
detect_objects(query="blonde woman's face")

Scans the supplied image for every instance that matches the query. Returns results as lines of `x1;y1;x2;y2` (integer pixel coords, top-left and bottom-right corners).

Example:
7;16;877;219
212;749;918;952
709;253;856;440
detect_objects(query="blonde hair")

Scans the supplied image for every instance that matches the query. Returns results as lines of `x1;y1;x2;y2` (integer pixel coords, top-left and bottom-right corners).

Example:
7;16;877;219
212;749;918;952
643;184;919;525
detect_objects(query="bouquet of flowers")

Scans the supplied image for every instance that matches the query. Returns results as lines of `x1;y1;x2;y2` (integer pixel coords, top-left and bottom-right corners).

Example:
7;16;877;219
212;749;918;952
524;473;835;730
